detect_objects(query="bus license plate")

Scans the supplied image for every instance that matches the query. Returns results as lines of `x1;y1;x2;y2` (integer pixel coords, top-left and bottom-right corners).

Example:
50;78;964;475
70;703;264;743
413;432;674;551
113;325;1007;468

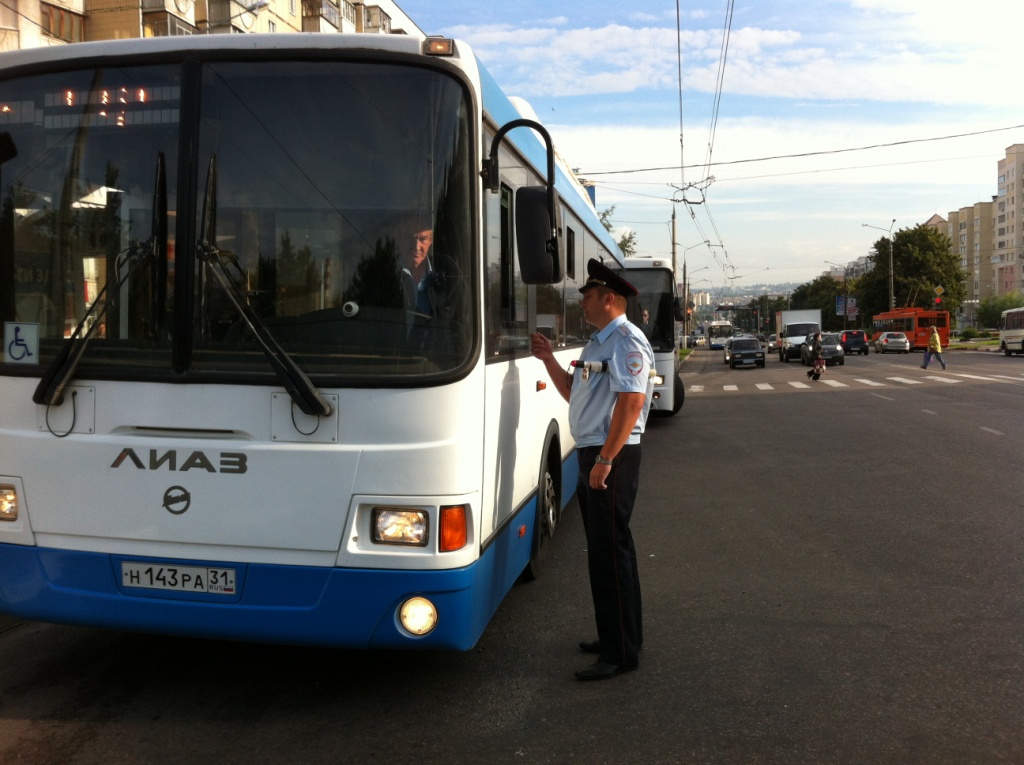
121;562;236;595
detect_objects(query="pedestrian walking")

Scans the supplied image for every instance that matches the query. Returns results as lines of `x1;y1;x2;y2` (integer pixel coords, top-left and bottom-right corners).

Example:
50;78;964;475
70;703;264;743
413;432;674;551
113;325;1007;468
529;258;654;682
921;326;946;370
806;332;824;381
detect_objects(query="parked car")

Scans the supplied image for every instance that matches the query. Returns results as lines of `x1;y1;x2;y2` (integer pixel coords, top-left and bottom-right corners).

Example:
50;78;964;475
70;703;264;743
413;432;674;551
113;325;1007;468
874;331;911;353
801;332;845;366
725;336;765;368
767;334;777;352
840;330;870;355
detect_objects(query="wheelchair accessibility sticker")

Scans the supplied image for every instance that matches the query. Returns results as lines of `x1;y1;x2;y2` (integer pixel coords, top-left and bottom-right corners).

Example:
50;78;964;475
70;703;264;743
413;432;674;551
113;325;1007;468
5;322;39;364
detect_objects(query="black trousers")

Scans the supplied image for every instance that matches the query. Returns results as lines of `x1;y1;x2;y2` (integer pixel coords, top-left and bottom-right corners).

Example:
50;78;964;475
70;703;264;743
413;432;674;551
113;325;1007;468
576;444;643;666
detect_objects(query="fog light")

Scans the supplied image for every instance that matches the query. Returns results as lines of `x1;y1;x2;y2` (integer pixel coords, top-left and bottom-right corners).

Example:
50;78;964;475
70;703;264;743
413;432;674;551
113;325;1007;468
0;485;16;522
373;507;428;546
400;596;437;636
650;375;665;386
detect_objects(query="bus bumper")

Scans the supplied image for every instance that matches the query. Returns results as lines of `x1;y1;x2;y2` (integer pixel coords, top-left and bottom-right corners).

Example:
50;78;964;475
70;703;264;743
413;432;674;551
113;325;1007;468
0;541;522;650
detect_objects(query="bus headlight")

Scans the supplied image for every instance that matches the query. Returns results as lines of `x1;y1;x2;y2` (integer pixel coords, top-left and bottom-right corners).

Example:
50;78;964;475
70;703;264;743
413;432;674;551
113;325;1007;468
400;596;437;635
0;485;17;521
373;507;429;546
650;374;665;386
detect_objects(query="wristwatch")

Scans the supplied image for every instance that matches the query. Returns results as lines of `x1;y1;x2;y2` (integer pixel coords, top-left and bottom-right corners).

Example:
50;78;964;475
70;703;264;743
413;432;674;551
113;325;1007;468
594;455;614;465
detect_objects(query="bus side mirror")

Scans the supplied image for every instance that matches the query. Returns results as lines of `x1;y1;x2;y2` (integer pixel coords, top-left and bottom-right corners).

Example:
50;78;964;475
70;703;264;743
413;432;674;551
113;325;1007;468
515;185;563;284
673;297;685;321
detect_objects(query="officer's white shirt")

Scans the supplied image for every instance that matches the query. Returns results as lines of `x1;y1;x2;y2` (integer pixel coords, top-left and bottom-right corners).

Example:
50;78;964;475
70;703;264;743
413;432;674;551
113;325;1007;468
569;314;654;448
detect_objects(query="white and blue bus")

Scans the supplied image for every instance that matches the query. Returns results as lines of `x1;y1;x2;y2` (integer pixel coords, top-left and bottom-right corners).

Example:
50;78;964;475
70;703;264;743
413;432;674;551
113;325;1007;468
704;320;734;350
618;257;684;415
999;306;1024;356
0;34;624;649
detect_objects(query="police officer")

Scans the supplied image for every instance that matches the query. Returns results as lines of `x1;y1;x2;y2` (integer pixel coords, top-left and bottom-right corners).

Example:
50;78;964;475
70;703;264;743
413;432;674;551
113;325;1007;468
530;258;654;681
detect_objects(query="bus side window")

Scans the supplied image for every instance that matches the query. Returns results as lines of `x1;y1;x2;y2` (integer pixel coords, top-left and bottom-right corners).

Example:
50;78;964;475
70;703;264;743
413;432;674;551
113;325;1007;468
484;184;522;356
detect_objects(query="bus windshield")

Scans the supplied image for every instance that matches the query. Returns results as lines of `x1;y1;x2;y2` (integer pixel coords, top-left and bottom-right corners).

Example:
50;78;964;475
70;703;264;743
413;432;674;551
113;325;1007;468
620;267;675;352
0;58;473;381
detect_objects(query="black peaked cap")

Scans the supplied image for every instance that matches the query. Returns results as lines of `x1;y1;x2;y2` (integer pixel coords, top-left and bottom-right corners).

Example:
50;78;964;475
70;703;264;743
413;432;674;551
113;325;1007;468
579;258;638;297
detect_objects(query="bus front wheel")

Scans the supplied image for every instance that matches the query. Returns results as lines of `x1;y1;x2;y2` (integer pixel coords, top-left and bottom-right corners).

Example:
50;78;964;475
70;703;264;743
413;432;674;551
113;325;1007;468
522;447;560;582
669;374;685;415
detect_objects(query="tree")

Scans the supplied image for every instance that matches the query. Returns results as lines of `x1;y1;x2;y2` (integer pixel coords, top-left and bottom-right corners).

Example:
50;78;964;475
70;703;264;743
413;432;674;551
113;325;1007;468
976;291;1024;328
598;205;637;257
617;230;638;257
747;294;789;333
790;275;843;328
855;224;965;321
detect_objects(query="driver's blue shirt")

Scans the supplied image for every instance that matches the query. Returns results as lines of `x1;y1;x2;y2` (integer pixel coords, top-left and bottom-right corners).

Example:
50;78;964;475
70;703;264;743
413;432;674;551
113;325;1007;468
569;314;654;448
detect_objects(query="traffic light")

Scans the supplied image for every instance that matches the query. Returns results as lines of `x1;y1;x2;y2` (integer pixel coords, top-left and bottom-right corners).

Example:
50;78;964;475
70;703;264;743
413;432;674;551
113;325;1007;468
935;297;942;305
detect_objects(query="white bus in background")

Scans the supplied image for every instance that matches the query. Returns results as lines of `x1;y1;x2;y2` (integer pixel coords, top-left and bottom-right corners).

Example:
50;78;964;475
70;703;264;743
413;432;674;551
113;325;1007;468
0;34;625;649
999;306;1024;356
705;320;734;350
617;257;684;415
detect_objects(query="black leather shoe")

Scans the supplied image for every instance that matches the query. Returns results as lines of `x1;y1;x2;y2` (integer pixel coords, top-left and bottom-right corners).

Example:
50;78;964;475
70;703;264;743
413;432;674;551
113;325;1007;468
575;661;638;681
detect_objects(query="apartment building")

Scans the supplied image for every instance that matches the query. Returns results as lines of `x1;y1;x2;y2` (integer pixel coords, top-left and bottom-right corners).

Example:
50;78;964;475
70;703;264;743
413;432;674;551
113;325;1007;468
0;0;422;47
994;144;1024;295
947;200;996;305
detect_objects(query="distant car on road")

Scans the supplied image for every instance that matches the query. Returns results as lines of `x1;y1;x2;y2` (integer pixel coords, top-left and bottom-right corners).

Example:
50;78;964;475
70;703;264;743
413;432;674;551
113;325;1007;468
840;330;870;355
725;336;765;368
767;333;777;352
801;332;845;366
875;331;911;354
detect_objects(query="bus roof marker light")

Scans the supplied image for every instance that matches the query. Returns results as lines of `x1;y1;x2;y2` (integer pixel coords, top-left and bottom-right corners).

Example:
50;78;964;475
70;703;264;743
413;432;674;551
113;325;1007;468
423;37;455;56
400;597;437;636
0;485;17;521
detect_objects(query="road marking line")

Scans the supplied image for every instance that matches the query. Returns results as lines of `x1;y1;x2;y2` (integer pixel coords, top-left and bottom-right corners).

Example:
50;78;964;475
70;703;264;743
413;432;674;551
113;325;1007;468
755;383;774;390
980;427;1004;436
870;392;896;401
855;378;886;386
924;376;960;383
922;409;938;415
952;373;999;381
822;379;847;387
723;385;739;391
788;381;812;388
888;377;922;385
689;385;704;392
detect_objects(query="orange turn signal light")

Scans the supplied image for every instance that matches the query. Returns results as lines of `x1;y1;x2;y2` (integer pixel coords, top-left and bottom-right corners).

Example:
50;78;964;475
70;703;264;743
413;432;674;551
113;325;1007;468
423;38;455;56
440;505;468;551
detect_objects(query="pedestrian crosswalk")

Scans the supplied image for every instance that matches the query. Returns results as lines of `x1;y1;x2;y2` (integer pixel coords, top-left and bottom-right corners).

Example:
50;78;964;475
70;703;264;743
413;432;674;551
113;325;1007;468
686;371;1024;394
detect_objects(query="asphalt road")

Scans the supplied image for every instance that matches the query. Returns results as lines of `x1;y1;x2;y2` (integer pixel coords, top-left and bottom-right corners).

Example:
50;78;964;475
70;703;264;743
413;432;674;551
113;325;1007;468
1;348;1022;764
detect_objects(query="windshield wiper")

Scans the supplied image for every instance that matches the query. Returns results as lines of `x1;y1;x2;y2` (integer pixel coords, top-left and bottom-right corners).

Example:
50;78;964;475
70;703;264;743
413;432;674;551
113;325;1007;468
196;155;333;418
33;152;168;407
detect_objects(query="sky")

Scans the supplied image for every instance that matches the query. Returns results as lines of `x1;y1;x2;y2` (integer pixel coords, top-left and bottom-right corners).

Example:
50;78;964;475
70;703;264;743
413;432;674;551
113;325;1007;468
396;0;1024;296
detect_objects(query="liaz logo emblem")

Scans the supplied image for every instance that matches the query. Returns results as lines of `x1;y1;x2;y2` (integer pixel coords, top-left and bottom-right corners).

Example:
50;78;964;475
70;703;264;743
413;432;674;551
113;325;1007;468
163;485;191;514
111;448;247;474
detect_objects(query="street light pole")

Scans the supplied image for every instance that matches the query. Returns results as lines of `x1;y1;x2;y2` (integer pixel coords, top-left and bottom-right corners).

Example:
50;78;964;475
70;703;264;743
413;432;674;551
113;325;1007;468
862;219;896;310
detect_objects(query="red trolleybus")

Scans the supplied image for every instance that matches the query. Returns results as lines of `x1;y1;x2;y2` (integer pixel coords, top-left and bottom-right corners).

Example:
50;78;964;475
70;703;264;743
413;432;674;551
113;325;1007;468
871;308;949;351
